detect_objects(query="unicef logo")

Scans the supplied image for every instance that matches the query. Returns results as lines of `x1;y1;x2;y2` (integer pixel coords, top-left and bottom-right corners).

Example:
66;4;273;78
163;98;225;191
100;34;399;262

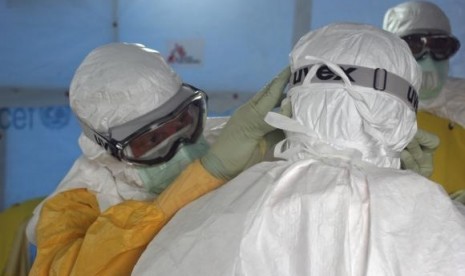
39;106;71;129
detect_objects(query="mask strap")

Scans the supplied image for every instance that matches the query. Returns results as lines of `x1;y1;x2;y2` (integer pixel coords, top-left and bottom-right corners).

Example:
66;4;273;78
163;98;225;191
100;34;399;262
303;56;354;87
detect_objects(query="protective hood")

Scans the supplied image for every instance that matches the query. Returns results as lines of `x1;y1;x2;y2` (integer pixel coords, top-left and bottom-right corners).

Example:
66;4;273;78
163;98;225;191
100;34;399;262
266;23;421;169
69;43;182;193
383;1;451;36
133;24;465;276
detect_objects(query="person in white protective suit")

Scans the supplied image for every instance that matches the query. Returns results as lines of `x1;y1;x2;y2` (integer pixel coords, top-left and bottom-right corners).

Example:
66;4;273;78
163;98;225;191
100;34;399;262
25;42;291;275
25;41;437;276
133;23;465;276
384;1;465;198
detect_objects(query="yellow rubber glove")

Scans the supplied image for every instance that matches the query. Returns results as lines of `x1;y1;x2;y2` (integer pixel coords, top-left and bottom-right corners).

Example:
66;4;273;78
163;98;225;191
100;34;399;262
201;67;291;180
400;128;440;177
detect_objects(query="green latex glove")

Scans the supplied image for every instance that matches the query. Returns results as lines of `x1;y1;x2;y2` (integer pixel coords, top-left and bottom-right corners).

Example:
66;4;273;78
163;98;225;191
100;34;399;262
400;128;440;177
201;67;291;180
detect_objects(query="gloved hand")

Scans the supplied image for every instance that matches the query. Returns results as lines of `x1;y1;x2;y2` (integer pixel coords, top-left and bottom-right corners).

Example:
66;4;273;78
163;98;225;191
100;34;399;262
400;128;440;177
201;67;291;180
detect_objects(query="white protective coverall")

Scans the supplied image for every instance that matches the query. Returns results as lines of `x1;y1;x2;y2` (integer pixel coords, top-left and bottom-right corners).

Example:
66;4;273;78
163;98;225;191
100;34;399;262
383;1;465;194
133;23;465;276
383;1;465;127
25;43;226;275
25;44;227;245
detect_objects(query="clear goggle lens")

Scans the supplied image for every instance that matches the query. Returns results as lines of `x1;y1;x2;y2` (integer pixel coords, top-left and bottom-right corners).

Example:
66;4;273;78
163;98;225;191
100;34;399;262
123;102;202;163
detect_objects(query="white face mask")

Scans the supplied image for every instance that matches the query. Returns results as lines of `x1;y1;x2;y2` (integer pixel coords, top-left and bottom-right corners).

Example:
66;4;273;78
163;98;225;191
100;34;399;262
137;136;209;195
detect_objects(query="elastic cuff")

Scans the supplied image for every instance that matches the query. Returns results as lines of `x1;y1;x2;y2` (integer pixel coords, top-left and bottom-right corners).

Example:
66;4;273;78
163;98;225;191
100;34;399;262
200;153;231;181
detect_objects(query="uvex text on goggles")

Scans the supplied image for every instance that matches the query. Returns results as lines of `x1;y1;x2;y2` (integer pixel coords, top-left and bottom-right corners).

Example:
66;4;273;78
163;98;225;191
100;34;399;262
80;84;207;166
291;64;418;112
401;33;460;61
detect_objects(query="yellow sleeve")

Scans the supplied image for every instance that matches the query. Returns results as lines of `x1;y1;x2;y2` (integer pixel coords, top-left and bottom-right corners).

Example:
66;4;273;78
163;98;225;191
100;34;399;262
30;188;100;276
0;197;43;275
156;159;225;219
30;160;224;276
69;198;167;276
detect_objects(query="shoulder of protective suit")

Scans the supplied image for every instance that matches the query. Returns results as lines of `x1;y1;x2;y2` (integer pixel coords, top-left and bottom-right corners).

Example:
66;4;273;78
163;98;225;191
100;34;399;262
444;76;465;92
443;77;465;119
366;166;434;184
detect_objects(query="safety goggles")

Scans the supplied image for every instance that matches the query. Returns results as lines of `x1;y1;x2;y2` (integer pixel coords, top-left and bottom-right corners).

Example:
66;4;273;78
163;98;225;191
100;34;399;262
401;33;460;61
80;83;207;166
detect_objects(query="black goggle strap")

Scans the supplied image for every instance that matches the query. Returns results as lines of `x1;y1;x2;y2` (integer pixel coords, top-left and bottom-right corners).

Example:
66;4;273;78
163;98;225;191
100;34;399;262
79;119;122;159
290;64;419;112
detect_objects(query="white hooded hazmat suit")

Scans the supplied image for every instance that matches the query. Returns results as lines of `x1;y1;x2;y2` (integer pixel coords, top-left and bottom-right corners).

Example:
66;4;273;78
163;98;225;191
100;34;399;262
383;1;465;194
133;23;465;276
26;43;225;275
383;1;465;127
26;43;183;245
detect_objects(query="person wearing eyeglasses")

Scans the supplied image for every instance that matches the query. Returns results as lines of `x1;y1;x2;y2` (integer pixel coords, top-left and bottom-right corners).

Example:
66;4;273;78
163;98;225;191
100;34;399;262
26;43;289;275
384;1;465;198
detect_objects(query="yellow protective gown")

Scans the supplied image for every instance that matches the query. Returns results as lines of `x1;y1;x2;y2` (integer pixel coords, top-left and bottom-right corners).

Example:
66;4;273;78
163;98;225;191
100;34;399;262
417;111;465;194
0;197;43;276
29;160;223;276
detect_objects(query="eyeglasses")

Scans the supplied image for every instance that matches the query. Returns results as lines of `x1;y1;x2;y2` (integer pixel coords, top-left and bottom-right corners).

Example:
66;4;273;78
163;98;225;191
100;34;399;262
402;33;460;61
80;83;207;166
